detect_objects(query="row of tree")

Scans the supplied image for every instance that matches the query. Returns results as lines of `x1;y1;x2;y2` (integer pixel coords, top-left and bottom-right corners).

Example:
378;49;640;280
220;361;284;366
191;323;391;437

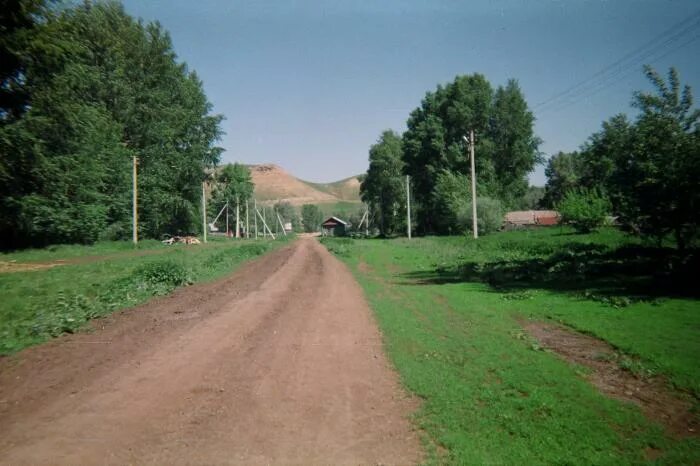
361;74;542;236
542;66;699;248
0;1;224;248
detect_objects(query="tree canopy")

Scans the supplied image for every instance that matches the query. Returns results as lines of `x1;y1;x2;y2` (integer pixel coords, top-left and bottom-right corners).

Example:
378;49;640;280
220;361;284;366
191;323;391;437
0;1;223;248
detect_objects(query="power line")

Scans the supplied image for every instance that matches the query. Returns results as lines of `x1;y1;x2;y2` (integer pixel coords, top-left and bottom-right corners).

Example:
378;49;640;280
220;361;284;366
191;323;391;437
540;28;700;114
534;10;700;113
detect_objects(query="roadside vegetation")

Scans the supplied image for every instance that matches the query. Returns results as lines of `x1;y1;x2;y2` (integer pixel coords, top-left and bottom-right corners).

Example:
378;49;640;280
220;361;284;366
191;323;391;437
323;228;699;464
0;238;290;354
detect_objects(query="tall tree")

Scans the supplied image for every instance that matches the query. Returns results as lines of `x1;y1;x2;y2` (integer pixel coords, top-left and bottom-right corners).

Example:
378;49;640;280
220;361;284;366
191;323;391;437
623;66;699;248
0;1;223;247
542;151;583;208
402;74;540;233
360;130;405;236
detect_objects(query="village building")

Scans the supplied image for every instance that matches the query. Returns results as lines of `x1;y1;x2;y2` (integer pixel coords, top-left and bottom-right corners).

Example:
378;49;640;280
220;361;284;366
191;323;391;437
321;216;350;236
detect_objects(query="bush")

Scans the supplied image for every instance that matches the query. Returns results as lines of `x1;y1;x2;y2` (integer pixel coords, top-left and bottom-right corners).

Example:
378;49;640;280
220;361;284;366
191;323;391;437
558;188;611;233
133;260;192;294
459;196;504;235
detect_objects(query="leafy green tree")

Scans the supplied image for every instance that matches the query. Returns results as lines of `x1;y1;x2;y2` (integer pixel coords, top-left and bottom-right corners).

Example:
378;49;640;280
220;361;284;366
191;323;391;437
301;204;323;233
622;66;699;248
274;201;299;231
542;151;583;208
360;130;405;236
402;74;540;233
0;1;223;247
558;188;611;233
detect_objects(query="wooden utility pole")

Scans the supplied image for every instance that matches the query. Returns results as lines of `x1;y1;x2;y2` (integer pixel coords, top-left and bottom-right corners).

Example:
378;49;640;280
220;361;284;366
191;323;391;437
406;175;411;240
235;196;240;238
246;200;250;238
132;156;138;245
469;130;478;239
254;199;258;239
202;181;207;243
255;207;275;239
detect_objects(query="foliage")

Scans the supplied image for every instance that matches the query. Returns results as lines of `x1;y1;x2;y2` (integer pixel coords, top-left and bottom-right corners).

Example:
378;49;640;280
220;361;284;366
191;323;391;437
402;75;541;233
557;188;611;233
0;1;223;249
301;204;323;233
459;196;504;235
360;130;405;236
544;66;699;248
515;185;545;210
541;151;582;207
273;201;299;231
324;230;700;464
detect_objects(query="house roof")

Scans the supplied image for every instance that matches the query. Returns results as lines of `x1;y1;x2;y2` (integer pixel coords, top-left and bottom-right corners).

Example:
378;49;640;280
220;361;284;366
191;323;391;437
322;216;349;226
505;210;559;225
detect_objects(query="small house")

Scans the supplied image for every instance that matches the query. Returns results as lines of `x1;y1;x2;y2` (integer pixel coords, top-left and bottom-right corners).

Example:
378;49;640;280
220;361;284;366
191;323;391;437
321;216;350;237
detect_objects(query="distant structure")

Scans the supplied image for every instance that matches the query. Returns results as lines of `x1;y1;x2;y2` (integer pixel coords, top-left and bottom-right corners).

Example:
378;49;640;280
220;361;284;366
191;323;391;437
504;210;560;229
321;216;350;236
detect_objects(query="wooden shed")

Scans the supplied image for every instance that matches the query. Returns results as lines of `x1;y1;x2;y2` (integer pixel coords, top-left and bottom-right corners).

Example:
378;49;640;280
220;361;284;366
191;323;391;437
321;216;350;237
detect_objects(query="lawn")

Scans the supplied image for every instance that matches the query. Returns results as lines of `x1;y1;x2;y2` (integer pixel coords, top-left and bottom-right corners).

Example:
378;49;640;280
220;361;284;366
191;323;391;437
0;237;290;354
322;228;700;465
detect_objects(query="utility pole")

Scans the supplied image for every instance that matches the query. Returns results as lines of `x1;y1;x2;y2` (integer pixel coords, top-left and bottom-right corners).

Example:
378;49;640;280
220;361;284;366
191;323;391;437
132;156;138;245
254;199;258;239
365;205;369;236
225;200;229;238
202;181;207;243
235;196;240;239
463;130;478;239
246;200;250;238
406;175;411;240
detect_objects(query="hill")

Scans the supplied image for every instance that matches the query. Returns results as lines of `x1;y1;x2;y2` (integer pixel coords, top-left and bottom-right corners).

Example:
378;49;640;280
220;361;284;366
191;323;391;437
249;164;362;206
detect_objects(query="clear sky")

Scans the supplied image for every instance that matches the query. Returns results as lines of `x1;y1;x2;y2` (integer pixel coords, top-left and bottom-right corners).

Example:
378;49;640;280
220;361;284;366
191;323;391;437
121;0;699;185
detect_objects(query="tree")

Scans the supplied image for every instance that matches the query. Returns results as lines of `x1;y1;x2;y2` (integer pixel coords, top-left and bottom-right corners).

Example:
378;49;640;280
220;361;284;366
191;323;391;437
274;201;299;231
623;66;699;248
402;74;540;233
360;130;405;236
542;151;583;208
301;204;323;233
0;1;223;247
557;188;611;233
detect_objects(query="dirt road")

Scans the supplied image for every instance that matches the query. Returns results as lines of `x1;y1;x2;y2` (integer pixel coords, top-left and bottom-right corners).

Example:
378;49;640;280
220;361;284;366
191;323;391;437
0;238;421;464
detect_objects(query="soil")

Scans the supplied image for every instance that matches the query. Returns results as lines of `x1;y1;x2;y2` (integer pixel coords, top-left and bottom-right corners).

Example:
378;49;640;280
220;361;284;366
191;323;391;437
0;238;422;464
522;320;699;438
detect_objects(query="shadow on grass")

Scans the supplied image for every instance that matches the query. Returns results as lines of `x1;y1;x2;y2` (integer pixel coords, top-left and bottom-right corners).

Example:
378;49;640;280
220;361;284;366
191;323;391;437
401;243;700;302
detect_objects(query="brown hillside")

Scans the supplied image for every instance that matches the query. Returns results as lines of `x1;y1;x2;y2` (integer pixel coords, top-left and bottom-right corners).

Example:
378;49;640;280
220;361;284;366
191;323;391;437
250;164;359;206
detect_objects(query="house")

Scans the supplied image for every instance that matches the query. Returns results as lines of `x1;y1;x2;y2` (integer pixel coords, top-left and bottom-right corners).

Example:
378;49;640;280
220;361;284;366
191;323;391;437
321;216;350;236
504;210;560;228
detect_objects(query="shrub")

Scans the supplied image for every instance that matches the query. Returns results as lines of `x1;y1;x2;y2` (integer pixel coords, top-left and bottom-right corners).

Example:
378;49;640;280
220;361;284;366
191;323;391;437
458;196;504;236
133;260;192;294
557;189;611;233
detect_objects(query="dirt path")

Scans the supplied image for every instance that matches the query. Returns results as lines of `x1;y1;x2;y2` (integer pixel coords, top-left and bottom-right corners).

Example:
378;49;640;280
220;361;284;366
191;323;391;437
0;238;421;465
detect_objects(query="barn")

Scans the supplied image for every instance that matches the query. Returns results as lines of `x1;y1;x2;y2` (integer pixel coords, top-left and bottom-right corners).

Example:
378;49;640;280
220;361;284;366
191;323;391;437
321;216;350;237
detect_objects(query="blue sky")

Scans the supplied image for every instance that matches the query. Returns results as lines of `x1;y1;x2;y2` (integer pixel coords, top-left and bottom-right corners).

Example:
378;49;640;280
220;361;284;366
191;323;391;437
122;0;699;185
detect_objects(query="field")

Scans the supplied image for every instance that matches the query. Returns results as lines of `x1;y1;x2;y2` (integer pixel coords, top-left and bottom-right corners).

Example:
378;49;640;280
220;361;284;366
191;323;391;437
0;237;289;354
322;228;700;464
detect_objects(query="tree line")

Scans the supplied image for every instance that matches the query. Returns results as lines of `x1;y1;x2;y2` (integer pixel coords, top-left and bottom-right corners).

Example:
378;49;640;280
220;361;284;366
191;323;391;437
0;1;223;249
361;67;698;248
542;66;699;248
361;74;542;236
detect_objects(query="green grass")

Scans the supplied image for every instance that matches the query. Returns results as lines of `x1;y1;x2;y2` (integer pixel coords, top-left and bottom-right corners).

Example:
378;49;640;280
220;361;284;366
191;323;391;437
0;237;290;354
322;228;700;465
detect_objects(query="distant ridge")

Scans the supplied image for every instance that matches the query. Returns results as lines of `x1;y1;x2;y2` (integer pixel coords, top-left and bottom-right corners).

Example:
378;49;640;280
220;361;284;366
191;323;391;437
248;164;361;206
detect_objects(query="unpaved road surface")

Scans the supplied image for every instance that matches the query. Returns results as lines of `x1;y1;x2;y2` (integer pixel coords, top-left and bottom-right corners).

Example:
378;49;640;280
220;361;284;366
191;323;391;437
0;239;421;464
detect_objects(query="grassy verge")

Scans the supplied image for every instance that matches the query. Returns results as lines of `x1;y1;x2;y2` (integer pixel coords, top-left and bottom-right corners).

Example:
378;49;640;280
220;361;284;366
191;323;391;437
0;237;291;354
322;228;699;465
